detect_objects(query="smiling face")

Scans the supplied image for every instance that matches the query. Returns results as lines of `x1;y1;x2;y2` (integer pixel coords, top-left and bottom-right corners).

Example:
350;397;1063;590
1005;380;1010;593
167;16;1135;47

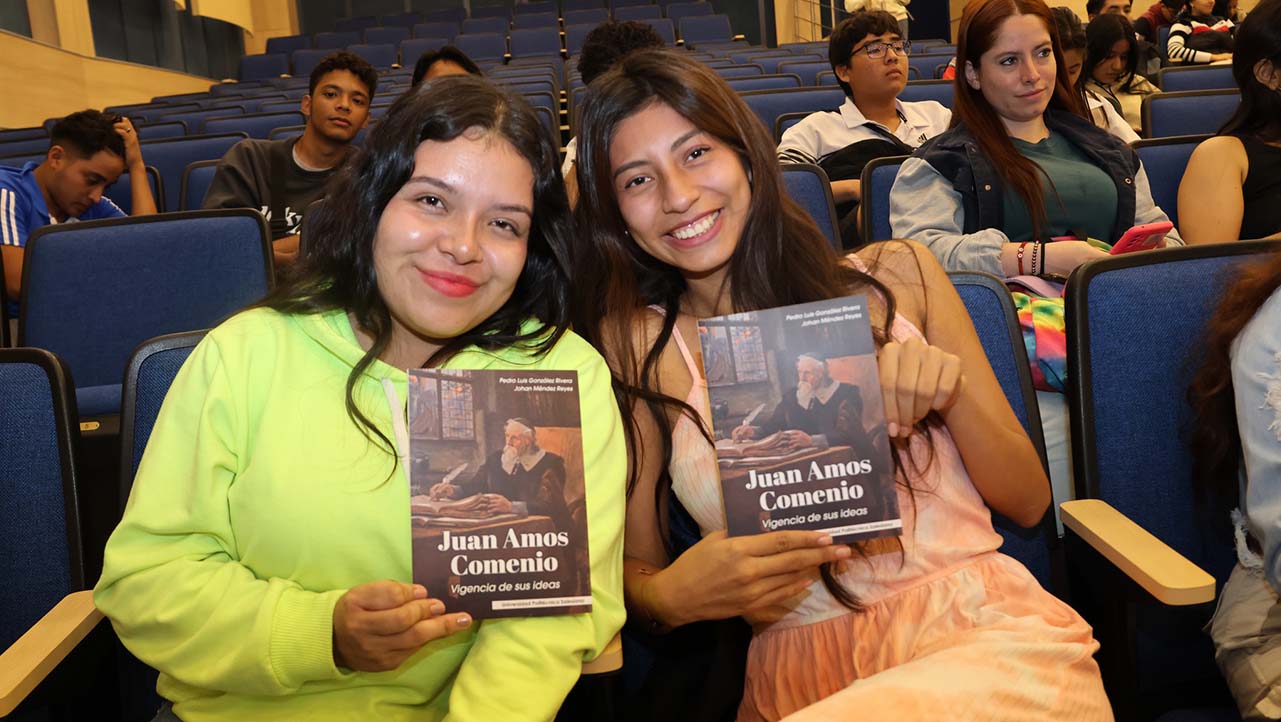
372;128;533;365
608;102;751;285
965;13;1057;134
302;69;372;144
1092;37;1131;84
835;31;909;103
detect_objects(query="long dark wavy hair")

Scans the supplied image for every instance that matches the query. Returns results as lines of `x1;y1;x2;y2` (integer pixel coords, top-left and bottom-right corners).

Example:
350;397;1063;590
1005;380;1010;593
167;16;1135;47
260;75;574;458
1189;251;1281;514
1083;14;1142;92
1219;0;1281;143
571;49;935;611
954;0;1088;243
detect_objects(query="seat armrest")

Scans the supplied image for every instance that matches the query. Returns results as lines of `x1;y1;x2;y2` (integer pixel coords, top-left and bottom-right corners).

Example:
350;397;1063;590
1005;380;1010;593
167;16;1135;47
1060;499;1216;606
582;633;622;675
0;591;105;716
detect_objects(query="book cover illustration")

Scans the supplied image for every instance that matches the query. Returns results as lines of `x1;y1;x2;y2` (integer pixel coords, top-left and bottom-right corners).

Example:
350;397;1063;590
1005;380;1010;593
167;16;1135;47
697;294;901;544
407;369;590;619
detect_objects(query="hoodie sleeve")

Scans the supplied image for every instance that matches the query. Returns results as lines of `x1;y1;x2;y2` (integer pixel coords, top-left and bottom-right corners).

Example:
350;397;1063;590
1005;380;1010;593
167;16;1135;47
1233;296;1281;594
443;342;627;721
93;331;351;696
890;156;1010;275
1132;160;1184;247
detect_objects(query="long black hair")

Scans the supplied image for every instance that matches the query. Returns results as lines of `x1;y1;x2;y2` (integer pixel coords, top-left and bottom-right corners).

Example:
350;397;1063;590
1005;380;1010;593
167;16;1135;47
571;49;935;611
1083;13;1141;91
261;75;574;456
1220;0;1281;142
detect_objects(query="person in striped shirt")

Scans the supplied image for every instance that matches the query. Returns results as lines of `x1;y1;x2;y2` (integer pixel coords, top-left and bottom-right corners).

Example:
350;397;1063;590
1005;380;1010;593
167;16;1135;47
1167;0;1236;64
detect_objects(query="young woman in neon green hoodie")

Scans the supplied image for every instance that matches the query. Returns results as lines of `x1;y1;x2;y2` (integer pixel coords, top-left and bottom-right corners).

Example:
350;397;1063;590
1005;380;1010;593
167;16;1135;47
94;76;627;722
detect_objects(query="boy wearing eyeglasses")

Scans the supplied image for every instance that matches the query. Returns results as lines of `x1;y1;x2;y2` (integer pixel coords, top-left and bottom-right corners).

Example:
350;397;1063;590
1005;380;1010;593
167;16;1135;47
777;11;951;248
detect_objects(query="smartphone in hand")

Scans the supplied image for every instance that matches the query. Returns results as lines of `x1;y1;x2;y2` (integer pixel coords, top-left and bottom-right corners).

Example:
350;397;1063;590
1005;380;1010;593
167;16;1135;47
1110;221;1174;255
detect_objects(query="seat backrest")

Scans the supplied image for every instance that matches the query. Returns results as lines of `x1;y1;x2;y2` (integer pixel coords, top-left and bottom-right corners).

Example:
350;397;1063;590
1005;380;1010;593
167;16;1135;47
637;17;676;44
859;154;908;243
0;126;48;143
453;32;508;61
257;99;303;115
740;86;845;138
471;4;512;18
565;23;601;55
678;14;732;46
346;43;397;68
1142;89;1240;138
500;78;557;96
238;53;289;81
726;74;802;92
564;8;608;25
1066;240;1281;708
515;1;556;13
666;1;713;21
1157;64;1236;92
204;111;305;140
422;7;466;24
614;5;661;20
462;16;508;35
781;164;842;251
315;30;360;49
291;48;333;77
265;33;311;55
776;59;830;86
509;27;562;57
334;16;377;32
363;26;410;45
906;53;952;81
137;132;247;211
266;124;305;141
511;11;559;28
413;21;459;39
899;79;954;108
714;63;763;78
0;135;54;158
136;120;188;139
120;331;207;502
156;106;249;134
1132;134;1209;230
816;70;839;86
18;210;271;407
180;159;221;210
948;272;1056;591
102;165;164;214
0;348;82;650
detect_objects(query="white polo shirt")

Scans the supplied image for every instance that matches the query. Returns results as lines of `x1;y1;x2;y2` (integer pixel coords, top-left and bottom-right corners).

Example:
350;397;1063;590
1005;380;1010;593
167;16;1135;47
777;96;951;167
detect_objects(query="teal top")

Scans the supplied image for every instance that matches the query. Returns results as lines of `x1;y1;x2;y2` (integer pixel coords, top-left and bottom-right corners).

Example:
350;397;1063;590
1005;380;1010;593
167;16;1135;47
1002;131;1118;244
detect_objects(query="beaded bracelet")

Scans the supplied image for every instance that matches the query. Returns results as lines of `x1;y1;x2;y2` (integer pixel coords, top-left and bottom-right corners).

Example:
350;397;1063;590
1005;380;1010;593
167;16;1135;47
1029;242;1039;277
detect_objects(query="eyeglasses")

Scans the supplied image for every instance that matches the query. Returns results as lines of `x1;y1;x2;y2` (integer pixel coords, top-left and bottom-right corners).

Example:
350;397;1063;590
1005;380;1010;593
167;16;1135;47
851;40;912;59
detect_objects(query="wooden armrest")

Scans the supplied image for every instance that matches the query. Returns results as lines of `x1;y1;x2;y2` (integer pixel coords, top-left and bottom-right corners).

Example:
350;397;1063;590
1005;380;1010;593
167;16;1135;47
582;633;622;675
0;591;104;716
1060;499;1216;606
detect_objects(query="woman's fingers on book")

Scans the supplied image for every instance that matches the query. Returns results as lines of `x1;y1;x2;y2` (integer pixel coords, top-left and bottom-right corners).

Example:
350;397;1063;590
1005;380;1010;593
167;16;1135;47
737;530;832;557
880;338;964;435
750;545;851;578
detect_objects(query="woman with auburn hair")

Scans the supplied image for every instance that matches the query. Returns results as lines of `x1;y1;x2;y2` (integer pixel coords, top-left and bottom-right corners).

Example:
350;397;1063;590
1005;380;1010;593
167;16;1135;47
1178;0;1281;245
1190;248;1281;720
890;0;1180;512
571;47;1111;721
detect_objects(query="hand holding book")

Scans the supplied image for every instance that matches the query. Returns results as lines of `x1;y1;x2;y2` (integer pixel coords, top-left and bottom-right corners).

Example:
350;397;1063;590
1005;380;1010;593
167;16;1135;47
332;580;472;673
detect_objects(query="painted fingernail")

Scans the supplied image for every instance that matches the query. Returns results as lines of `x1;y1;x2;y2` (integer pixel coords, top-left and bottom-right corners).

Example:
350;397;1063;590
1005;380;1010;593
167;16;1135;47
457;614;472;628
429;601;445;616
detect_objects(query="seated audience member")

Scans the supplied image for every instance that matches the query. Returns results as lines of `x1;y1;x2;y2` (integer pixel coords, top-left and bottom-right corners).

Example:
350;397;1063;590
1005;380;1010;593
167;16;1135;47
1055;6;1140;142
1086;0;1132;18
571;47;1110;721
1168;0;1236;64
777;11;950;247
1213;0;1241;22
202;51;376;266
843;0;913;39
563;21;666;204
1190;248;1281;721
0;109;156;303
1083;14;1159;132
1133;0;1181;42
891;0;1180;515
1179;0;1281;244
410;45;483;86
94;76;626;722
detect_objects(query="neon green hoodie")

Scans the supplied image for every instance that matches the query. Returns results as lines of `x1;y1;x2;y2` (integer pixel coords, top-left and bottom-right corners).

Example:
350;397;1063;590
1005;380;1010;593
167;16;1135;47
94;307;626;721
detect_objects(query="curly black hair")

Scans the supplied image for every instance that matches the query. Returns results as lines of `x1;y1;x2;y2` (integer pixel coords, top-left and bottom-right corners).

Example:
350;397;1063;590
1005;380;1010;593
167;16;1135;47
49;109;125;159
577;21;666;86
308;50;378;99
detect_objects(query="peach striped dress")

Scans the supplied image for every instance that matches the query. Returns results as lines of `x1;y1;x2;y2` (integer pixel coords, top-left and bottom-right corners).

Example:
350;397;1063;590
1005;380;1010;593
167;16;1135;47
663;308;1112;722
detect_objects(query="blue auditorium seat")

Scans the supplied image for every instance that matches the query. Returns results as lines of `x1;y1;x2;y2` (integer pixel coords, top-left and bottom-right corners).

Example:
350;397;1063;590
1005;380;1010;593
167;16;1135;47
614;5;662;20
412;21;460;39
333;16;377;33
514;1;556;13
265;33;311;55
136;132;248;217
678;14;734;46
179;159;219;210
906;53;952;81
18;209;272;418
739;86;844;137
1157;65;1236;92
898;79;954;108
454;32;508;61
204;111;306;139
0;126;48;143
379;12;421;28
714;64;763;78
511;11;559;28
781;163;841;250
1142;89;1240;138
291;48;333;77
564;8;609;25
777;59;831;86
471;4;513;19
726;74;802;92
637;17;676;44
0;135;54;157
1063;242;1281;721
136;120;188;139
565;23;602;56
1132;134;1210;230
363;26;410;46
102;165;163;214
462;16;508;35
346;42;397;68
315;30;361;49
239;53;289;81
509;27;562;58
665;1;713;22
860;154;909;243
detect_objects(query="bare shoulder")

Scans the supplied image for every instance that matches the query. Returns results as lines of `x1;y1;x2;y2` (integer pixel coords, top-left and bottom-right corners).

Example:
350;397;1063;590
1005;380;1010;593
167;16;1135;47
1189;135;1248;174
598;307;691;394
851;240;948;330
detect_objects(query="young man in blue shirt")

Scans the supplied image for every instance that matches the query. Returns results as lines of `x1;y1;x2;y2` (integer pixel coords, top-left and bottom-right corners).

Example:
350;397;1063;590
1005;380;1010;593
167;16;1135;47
0;109;157;302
